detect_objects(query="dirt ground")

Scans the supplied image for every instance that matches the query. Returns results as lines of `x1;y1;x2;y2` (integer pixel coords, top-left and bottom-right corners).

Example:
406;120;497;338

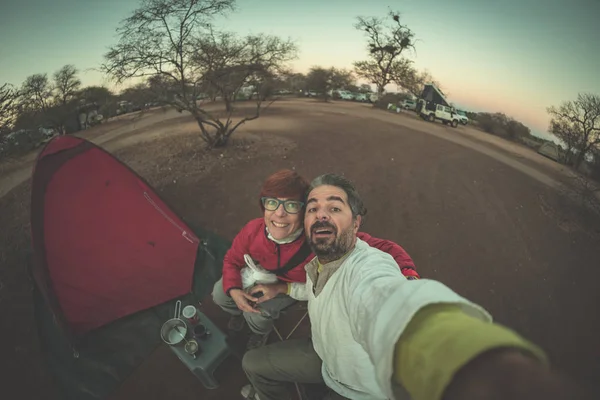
1;99;599;399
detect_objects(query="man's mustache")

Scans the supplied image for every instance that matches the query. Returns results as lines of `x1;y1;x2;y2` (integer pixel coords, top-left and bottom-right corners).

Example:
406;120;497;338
310;221;336;233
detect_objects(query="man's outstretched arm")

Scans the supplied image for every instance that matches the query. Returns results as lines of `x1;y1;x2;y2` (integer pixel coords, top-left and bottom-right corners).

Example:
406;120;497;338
392;304;592;400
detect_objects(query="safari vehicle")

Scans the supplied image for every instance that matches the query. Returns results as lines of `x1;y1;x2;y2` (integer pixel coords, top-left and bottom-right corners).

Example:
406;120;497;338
418;102;460;127
416;84;460;128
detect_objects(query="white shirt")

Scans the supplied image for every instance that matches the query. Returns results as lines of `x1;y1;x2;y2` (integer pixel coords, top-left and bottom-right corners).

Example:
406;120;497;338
292;238;491;399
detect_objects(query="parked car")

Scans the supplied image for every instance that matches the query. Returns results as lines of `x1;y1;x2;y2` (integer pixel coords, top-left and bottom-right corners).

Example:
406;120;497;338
353;93;369;102
335;90;355;100
455;110;469;125
418;100;460;128
39;127;57;137
400;99;417;111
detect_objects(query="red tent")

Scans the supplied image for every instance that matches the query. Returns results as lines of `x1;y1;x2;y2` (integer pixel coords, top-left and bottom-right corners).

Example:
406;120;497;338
30;136;200;338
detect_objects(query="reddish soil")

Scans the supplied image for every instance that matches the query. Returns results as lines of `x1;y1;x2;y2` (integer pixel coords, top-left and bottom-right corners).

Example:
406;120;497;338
0;99;599;399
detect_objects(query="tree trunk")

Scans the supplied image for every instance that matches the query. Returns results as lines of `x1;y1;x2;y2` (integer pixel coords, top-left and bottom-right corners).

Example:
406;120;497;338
574;151;586;170
194;116;232;149
225;99;233;113
213;126;230;148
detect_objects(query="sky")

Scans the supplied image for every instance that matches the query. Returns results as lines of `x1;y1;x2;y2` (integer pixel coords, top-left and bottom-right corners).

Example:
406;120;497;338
1;0;598;140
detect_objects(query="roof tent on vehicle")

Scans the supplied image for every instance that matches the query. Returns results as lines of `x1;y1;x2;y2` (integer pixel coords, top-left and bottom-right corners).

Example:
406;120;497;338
419;84;451;107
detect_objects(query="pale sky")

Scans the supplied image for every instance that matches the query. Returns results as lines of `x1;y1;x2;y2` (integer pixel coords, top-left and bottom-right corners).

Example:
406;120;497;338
1;0;598;139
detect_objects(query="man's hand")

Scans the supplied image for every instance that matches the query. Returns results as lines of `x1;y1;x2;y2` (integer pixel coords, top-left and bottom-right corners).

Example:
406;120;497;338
229;289;260;313
443;348;593;400
249;283;288;304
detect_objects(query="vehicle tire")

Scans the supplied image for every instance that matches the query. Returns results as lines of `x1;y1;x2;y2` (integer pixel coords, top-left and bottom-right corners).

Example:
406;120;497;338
461;121;468;125
451;120;458;128
427;114;435;122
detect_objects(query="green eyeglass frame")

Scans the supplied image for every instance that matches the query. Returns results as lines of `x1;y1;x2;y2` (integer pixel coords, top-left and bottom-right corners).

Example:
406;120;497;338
261;197;305;214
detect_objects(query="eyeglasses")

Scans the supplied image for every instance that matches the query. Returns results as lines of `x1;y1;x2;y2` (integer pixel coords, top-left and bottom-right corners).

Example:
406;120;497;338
261;197;304;214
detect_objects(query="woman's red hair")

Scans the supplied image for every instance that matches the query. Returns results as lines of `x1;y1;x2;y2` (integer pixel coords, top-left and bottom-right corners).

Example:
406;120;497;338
259;169;310;211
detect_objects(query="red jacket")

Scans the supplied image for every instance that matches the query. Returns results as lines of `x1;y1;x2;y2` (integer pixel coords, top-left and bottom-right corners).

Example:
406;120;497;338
222;218;419;295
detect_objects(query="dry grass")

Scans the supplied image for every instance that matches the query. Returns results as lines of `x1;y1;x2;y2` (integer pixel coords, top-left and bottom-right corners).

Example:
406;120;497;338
111;131;293;188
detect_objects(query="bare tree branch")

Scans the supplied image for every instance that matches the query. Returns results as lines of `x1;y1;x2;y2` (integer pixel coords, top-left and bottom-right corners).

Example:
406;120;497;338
53;65;82;106
0;83;19;134
547;93;600;169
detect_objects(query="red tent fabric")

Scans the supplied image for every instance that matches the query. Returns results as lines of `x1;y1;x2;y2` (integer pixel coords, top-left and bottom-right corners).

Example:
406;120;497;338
31;136;199;337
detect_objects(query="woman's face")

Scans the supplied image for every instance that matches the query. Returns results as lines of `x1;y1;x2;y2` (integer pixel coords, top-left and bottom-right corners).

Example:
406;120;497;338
263;197;304;240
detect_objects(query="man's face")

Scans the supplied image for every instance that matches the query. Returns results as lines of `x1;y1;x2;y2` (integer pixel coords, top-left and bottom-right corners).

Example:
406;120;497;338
304;185;361;263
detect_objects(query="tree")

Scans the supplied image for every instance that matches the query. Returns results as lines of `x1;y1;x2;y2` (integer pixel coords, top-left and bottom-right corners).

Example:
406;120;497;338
280;71;306;94
359;84;372;93
0;83;19;134
547;93;600;169
121;83;155;109
476;112;531;141
465;111;478;121
80;86;116;115
101;0;296;148
193;29;296;112
397;67;440;98
353;10;416;96
17;66;84;134
304;67;355;101
19;74;53;113
329;68;355;91
305;67;333;101
54;65;81;106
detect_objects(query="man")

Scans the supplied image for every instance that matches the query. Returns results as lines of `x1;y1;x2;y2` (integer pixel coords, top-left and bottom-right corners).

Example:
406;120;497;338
241;174;590;400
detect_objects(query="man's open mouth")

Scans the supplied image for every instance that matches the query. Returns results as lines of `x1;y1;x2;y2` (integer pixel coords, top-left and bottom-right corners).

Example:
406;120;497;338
312;228;335;237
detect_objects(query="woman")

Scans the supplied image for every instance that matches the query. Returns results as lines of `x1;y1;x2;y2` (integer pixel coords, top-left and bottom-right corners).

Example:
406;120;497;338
212;169;419;350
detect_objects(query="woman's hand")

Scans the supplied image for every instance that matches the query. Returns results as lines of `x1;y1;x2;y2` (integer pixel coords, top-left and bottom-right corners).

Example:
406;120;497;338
250;283;288;304
229;289;260;313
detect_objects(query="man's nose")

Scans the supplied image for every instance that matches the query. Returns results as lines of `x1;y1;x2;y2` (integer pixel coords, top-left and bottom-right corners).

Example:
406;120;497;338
315;209;329;220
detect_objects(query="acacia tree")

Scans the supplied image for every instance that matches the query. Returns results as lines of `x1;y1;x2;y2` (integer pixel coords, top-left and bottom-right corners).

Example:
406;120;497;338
101;0;296;148
353;10;416;96
548;93;600;169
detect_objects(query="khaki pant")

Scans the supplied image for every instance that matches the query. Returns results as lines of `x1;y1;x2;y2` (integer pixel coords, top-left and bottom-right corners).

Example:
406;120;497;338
211;278;296;335
242;338;349;400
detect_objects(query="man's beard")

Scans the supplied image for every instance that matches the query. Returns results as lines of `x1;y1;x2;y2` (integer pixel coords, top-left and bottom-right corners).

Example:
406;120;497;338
307;221;355;264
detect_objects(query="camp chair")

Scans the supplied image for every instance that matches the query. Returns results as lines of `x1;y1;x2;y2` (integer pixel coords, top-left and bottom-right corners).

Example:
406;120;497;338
270;301;310;399
272;301;309;342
